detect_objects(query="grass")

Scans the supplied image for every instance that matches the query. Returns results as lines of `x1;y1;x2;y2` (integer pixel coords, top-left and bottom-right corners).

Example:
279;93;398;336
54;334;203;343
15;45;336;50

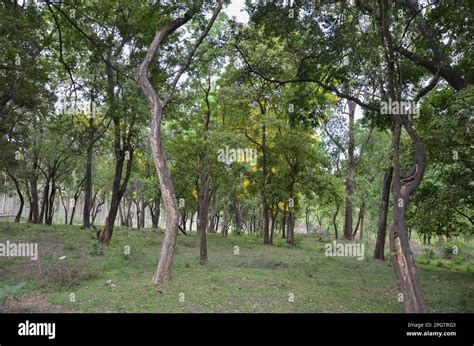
0;221;472;313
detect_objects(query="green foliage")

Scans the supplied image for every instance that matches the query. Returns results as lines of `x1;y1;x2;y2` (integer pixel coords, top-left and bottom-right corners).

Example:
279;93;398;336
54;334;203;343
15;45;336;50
0;282;27;307
90;241;105;256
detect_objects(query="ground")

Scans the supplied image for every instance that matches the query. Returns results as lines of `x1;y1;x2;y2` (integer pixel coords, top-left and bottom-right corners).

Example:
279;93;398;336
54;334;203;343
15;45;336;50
0;221;472;313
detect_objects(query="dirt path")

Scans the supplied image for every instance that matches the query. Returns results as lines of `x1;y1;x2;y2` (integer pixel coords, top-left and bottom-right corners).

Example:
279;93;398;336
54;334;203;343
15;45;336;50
3;294;74;313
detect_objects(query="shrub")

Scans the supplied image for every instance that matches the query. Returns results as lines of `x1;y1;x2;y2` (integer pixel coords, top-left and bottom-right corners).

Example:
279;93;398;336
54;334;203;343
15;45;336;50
0;282;27;307
90;241;105;256
422;247;439;260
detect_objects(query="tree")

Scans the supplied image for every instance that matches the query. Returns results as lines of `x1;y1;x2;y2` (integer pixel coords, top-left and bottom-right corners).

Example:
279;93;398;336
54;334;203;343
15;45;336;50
138;1;223;284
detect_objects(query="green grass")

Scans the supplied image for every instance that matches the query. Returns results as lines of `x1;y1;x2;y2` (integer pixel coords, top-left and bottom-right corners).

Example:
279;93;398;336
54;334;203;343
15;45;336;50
0;221;472;313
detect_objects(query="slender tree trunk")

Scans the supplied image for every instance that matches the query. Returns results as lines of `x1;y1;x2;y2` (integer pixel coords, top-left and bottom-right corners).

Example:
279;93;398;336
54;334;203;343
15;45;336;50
374;166;393;260
281;204;287;239
287;211;295;245
39;176;50;224
99;119;133;244
234;200;243;234
261;124;270;244
7;171;24;223
221;203;229;236
332;200;340;240
270;207;278;245
197;151;210;265
46;176;56;225
343;101;356;240
359;205;365;240
29;155;40;224
137;0;221;283
352;201;365;239
83;115;94;228
140;202;146;228
305;205;310;234
150;194;161;228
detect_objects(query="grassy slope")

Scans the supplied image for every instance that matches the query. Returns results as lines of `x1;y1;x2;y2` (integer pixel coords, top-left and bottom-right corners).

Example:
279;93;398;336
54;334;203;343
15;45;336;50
0;221;472;313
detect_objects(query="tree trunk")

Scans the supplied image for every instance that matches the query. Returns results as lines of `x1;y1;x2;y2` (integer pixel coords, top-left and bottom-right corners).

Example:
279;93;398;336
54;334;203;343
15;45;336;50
197;151;210;265
352;201;365;239
281;204;287;239
261;124;270;244
221;204;229;236
148;107;179;283
137;0;221;283
99;116;133;245
150;195;161;228
39;176;50;224
374;165;393;260
140;201;146;228
234;200;243;234
286;211;295;245
29;155;40;224
45;176;57;225
83;115;94;228
389;116;427;313
343;101;356;240
332;200;340;240
270;207;278;245
7;171;24;223
305;205;310;234
380;0;427;312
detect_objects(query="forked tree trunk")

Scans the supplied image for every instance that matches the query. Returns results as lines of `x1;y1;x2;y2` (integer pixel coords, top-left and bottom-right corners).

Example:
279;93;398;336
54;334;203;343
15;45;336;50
390;115;427;313
137;0;222;283
380;0;427;312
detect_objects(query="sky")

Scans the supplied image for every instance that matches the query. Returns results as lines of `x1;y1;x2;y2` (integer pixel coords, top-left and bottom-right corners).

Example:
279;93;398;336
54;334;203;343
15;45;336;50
223;0;250;23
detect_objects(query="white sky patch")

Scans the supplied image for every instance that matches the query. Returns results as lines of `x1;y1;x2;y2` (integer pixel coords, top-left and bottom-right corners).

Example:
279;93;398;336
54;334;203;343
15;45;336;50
224;0;249;23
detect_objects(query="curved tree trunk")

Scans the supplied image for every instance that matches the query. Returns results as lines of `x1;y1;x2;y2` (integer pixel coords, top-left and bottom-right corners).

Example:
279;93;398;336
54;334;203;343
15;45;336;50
379;0;427;312
137;0;222;283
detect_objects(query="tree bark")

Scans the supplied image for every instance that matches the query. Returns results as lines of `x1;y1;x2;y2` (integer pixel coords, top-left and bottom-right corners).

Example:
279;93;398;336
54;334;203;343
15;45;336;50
281;204;287;239
197;151;210;265
6;171;24;223
150;194;161;228
332;200;340;240
379;0;427;312
374;165;393;260
137;0;222;283
83;115;94;228
343;101;356;240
